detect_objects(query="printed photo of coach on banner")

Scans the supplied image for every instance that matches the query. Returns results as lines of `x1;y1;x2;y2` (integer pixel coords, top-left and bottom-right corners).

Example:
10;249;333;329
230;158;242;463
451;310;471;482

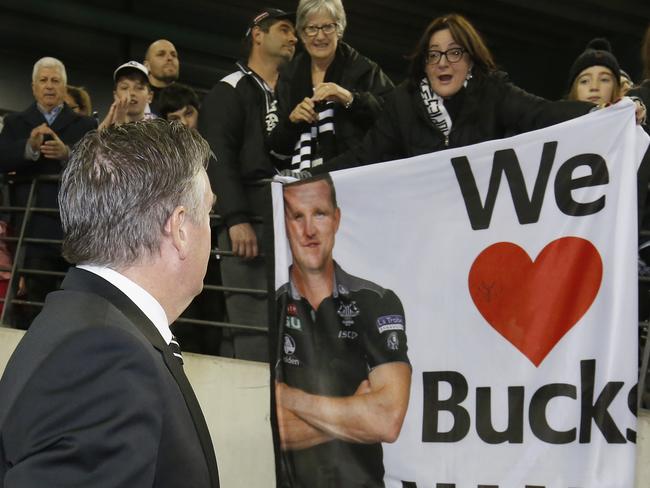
273;175;411;488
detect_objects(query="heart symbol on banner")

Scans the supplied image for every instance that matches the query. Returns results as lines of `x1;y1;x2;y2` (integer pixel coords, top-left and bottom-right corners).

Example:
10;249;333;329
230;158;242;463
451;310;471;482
468;237;602;367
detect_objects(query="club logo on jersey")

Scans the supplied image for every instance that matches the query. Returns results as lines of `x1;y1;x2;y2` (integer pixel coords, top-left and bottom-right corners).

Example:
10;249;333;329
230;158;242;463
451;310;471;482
337;301;360;326
387;331;400;351
265;100;279;133
376;314;405;334
282;334;300;366
283;334;296;355
285;315;302;330
287;303;298;316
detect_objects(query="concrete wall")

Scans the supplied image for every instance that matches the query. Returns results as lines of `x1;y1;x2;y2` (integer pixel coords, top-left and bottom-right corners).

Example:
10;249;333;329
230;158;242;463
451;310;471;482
1;327;649;487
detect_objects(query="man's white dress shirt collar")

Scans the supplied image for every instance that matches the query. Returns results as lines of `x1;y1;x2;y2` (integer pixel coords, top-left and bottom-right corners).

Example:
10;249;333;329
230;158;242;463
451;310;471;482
77;264;172;345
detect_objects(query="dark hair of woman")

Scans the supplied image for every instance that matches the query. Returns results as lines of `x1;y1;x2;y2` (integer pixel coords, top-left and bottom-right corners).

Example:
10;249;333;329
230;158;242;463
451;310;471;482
66;85;93;116
407;13;496;89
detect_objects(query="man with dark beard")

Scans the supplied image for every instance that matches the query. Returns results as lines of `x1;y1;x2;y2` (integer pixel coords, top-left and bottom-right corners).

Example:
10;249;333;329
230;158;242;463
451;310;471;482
199;8;297;361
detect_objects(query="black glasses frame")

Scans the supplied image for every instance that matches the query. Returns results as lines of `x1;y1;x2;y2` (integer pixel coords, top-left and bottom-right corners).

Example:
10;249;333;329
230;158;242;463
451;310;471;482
303;23;338;37
426;48;467;65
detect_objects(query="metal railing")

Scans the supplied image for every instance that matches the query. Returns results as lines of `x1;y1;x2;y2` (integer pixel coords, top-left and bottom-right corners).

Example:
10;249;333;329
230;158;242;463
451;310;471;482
0;175;275;337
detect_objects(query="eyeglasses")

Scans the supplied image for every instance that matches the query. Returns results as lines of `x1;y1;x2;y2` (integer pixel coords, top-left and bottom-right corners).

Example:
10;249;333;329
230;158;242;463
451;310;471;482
426;48;466;65
303;23;338;37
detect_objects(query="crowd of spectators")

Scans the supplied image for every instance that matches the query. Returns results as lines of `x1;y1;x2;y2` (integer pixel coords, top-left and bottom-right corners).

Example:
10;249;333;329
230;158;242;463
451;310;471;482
0;0;649;361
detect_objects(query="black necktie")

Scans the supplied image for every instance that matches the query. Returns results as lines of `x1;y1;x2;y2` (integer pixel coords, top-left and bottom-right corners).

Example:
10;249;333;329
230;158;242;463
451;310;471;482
169;335;184;365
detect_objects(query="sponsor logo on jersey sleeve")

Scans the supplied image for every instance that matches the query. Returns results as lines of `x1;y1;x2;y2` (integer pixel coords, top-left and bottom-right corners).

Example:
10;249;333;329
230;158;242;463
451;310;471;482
376;314;405;333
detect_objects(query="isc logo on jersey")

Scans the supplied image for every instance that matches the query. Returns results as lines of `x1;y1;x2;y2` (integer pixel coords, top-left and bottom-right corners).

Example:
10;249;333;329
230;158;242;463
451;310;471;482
338;330;359;340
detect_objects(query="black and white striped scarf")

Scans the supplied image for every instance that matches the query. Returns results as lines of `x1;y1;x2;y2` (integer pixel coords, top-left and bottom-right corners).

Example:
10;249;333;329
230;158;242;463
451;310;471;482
290;101;336;170
420;77;452;136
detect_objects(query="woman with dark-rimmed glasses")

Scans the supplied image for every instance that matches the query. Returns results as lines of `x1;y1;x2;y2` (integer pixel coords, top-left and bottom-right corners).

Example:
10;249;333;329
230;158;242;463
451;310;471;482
270;0;394;171
321;13;594;172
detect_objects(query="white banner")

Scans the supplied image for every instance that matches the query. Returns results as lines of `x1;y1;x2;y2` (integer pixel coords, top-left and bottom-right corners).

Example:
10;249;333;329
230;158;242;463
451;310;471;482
273;100;647;488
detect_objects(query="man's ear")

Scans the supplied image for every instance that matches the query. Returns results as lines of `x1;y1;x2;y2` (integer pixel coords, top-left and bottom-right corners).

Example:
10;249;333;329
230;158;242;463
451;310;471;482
252;25;264;45
334;207;341;233
143;60;151;71
164;206;189;259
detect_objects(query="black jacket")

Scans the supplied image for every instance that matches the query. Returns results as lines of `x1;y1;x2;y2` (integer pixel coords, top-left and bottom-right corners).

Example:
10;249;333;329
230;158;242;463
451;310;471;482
629;80;650;230
198;63;281;228
324;72;593;171
0;103;97;240
0;268;219;487
628;80;650;108
270;42;394;160
0;102;96;175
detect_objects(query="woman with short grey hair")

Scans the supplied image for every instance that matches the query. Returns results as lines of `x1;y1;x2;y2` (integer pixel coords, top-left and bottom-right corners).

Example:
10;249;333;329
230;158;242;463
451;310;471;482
270;0;393;171
295;0;347;36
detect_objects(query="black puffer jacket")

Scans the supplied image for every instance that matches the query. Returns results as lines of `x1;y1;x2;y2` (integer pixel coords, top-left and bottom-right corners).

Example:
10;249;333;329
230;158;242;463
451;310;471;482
270;42;394;160
628;80;650;230
324;72;594;171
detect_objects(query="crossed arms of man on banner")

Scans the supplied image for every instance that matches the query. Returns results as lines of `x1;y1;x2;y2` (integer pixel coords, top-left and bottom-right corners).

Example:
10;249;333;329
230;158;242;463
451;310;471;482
276;363;410;449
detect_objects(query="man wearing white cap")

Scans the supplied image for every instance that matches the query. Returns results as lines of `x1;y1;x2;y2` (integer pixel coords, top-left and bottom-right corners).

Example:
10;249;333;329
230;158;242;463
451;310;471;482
100;61;154;129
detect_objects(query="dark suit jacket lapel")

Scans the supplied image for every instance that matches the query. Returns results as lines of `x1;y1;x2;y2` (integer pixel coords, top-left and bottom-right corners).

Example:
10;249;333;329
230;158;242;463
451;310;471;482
23;103;78;134
23;103;47;128
50;104;77;134
61;267;220;487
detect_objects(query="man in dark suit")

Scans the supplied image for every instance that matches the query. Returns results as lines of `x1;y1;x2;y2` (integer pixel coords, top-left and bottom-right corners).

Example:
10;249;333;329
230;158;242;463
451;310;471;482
0;56;97;325
0;120;220;487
